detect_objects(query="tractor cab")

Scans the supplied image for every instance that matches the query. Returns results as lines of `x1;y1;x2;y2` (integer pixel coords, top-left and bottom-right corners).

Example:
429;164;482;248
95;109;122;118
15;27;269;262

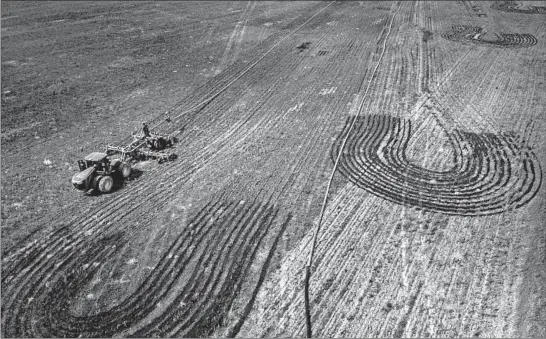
72;152;131;195
78;152;109;171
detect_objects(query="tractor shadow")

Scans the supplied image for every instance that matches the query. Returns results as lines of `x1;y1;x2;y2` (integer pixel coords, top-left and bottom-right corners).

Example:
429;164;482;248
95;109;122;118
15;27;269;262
112;168;145;192
126;168;145;182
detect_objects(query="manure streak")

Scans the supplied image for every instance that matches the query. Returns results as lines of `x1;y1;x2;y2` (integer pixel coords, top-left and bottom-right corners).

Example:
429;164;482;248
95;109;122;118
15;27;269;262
491;1;546;14
441;25;537;48
1;196;287;338
331;114;542;216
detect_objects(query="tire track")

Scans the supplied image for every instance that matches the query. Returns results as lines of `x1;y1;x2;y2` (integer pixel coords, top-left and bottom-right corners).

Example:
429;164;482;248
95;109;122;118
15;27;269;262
330;113;542;216
303;2;403;336
215;1;257;76
491;1;546;14
429;45;542;156
1;193;289;337
441;25;538;48
139;1;336;135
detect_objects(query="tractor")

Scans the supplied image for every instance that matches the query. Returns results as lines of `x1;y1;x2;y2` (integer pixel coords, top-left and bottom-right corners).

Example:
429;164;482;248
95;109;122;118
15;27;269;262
72;122;178;195
71;152;131;195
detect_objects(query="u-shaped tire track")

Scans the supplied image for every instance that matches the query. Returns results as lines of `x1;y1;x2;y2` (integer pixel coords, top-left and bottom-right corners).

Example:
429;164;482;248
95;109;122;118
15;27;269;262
491;1;546;14
331;114;542;216
441;25;537;48
1;194;290;337
3;196;224;336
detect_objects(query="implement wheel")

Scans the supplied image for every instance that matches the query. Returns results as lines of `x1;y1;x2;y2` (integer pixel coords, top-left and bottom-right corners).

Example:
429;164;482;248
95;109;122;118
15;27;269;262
153;138;167;150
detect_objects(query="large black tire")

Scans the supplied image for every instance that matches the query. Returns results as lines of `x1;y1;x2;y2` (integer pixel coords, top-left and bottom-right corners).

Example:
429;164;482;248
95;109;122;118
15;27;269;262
98;176;114;193
93;175;103;190
119;161;131;178
153;138;167;150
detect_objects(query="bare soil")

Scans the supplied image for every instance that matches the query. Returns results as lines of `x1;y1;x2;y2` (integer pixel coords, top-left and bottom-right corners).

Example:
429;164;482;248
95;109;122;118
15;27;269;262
2;1;545;337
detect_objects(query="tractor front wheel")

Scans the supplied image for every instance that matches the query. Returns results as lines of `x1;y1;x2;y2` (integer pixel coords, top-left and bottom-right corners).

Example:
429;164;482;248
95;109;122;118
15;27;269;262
119;161;132;178
98;176;114;193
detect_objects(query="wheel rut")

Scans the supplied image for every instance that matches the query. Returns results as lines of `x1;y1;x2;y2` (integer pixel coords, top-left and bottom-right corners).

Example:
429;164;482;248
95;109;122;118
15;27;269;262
441;25;537;48
330;113;542;216
491;1;546;14
1;194;291;338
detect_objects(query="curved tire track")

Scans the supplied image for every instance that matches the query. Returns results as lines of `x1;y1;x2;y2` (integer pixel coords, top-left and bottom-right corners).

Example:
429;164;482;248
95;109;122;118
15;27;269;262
331;114;542;216
491;1;546;14
441;25;537;48
1;195;289;337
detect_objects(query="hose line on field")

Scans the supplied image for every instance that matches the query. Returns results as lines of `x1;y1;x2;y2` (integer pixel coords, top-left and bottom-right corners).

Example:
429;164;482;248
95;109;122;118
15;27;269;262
303;2;401;337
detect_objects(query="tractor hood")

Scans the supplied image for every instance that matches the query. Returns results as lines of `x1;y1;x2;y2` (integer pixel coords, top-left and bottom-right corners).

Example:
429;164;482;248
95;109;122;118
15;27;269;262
71;166;96;185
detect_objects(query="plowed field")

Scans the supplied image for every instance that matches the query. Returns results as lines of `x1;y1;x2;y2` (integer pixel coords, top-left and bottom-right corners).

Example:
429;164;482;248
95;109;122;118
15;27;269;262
2;1;545;337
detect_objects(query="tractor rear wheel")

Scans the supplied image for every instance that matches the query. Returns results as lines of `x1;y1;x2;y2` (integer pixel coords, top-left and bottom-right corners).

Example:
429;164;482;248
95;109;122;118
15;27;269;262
119;161;131;178
98;176;114;193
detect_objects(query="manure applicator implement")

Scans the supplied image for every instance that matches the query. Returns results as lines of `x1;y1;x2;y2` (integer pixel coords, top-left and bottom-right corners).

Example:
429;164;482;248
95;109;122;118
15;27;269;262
105;123;178;163
71;123;178;195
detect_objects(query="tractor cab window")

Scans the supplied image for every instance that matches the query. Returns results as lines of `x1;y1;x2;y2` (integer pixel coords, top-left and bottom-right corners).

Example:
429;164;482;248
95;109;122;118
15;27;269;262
78;160;87;171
